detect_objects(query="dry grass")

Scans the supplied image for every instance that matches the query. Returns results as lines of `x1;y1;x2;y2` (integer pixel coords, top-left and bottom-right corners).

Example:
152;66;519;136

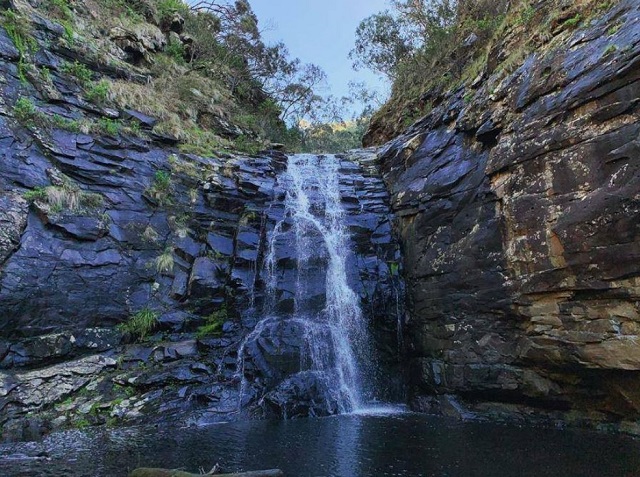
142;224;159;243
154;247;175;273
109;69;233;156
46;186;79;212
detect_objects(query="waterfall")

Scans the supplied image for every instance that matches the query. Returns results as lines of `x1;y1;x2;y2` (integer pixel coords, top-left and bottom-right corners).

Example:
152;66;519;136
237;154;373;414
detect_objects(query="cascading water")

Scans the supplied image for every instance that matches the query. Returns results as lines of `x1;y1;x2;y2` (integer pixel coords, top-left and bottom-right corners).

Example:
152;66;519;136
237;154;374;414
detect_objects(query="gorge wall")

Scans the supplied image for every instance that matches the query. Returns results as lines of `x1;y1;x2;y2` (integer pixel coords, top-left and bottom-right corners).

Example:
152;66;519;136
1;0;640;443
0;4;401;441
376;0;640;431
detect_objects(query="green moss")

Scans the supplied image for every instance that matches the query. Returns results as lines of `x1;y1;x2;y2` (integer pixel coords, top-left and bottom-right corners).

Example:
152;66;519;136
75;417;91;429
62;60;93;85
597;1;614;12
94;118;121;136
96;0;145;22
516;5;536;26
47;0;74;20
196;306;227;339
1;10;37;57
233;135;262;155
564;14;582;28
51;114;82;132
23;187;47;202
40;66;52;83
603;44;617;56
13;96;87;132
607;24;621;36
45;0;75;42
13;97;38;125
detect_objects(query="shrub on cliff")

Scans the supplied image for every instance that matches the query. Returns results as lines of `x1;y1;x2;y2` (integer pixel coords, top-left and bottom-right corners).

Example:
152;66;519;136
351;0;508;82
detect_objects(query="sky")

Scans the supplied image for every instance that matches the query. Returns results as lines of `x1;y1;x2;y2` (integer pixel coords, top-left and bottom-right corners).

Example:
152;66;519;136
249;0;390;109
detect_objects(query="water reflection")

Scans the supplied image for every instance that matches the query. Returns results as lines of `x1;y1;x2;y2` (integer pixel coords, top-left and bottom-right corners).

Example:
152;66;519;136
2;412;640;477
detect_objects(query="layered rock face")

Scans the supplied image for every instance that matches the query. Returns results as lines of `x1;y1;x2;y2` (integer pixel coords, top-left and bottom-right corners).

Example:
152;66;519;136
378;0;640;430
0;13;401;441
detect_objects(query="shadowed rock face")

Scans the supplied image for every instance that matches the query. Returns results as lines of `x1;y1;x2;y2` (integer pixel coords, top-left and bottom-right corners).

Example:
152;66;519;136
378;0;640;430
0;13;402;441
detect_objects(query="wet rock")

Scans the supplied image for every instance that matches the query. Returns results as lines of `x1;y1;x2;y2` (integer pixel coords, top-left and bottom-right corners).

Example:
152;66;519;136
188;257;225;300
49;215;109;241
0;328;120;368
263;372;340;419
0;14;402;438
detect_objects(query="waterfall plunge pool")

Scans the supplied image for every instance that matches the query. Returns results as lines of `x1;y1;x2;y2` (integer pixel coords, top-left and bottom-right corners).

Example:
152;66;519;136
2;411;639;476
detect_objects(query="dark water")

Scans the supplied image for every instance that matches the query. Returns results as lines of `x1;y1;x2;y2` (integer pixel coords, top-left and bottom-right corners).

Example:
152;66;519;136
2;409;640;477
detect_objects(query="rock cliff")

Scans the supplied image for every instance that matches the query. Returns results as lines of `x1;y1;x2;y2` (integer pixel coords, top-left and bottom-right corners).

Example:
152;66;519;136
0;3;401;441
377;0;640;432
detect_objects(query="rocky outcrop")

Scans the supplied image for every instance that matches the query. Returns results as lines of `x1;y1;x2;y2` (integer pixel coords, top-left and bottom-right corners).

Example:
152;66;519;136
0;12;401;441
379;0;640;431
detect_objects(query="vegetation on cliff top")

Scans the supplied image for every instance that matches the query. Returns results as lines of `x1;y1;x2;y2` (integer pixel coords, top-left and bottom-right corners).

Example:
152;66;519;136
353;0;613;145
2;0;370;153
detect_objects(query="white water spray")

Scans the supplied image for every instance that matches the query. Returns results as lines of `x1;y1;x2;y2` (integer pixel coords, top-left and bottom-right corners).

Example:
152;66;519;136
238;154;372;413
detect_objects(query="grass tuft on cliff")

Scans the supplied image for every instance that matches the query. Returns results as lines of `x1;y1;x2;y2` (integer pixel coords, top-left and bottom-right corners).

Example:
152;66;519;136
118;308;159;341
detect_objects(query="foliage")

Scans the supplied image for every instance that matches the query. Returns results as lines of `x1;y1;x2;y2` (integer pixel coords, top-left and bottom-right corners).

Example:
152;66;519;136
157;0;189;21
95;118;121;136
146;170;173;205
350;10;420;79
85;80;111;104
185;1;331;125
297;118;370;154
154;170;171;190
516;5;536;26
1;10;37;83
23;187;47;202
118;308;159;341
62;61;93;85
564;14;582;28
74;418;91;429
13;97;37;125
46;0;74;20
350;0;462;80
14;96;88;132
1;10;37;56
165;40;186;64
350;0;505;140
196;306;227;339
95;0;145;22
44;0;75;42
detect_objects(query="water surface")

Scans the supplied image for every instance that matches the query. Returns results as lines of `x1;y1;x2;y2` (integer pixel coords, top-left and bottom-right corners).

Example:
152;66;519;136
2;410;639;476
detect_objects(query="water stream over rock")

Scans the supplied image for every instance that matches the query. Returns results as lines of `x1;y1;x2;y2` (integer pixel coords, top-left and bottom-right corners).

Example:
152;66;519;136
238;154;379;416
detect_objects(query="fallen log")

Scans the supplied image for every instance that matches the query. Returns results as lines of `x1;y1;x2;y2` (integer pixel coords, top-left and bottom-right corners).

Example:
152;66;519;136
129;468;284;477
